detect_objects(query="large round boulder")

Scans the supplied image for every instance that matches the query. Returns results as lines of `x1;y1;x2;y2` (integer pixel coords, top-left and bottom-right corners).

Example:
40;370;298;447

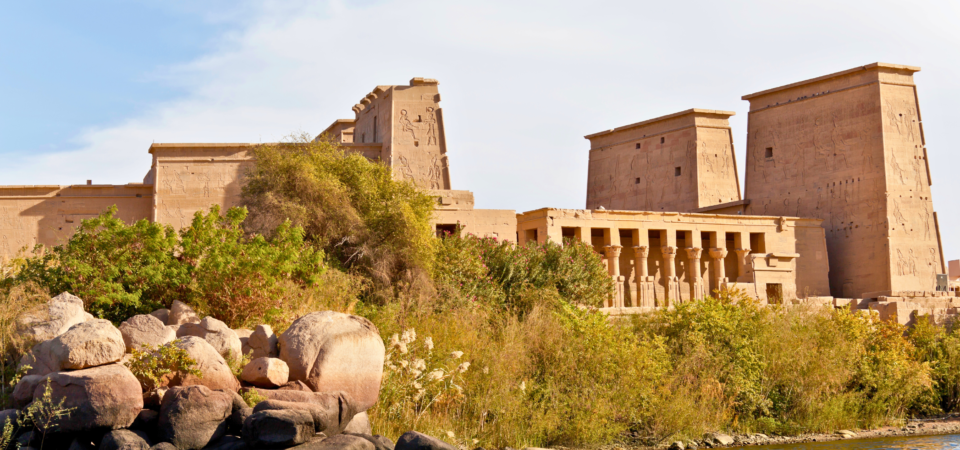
149;308;170;325
33;363;143;434
240;357;289;388
248;324;278;359
177;317;241;361
167;301;200;326
242;409;315;448
19;292;88;343
167;337;240;391
158;385;232;450
100;429;151;450
12;374;43;409
119;315;176;352
279;311;385;411
20;319;125;376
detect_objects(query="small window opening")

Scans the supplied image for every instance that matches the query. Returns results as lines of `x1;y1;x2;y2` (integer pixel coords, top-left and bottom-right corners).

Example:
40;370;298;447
418;115;422;121
635;143;642;149
675;166;682;176
436;224;457;237
362;133;366;143
635;177;641;184
373;118;378;142
660;137;665;144
766;283;783;304
765;147;773;158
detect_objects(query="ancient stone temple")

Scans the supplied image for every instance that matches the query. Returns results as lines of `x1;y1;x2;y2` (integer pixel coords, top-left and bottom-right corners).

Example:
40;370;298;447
739;63;945;299
585;109;742;212
517;208;829;307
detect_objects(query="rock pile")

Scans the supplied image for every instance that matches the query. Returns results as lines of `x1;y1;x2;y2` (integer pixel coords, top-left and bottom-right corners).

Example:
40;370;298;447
2;293;455;450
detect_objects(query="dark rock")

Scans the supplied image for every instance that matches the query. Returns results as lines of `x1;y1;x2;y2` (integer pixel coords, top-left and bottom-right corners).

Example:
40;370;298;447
158;385;232;450
12;375;43;409
227;407;253;435
132;409;159;430
17;431;34;448
0;409;18;428
278;380;312;391
203;435;248;450
242;409;315;448
253;395;355;434
295;434;376;450
395;431;457;450
149;443;177;450
345;433;394;450
217;389;247;413
99;429;150;450
143;388;168;410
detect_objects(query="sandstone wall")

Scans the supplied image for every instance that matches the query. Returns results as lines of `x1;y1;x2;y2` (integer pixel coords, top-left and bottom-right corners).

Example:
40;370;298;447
742;63;943;298
585;109;740;212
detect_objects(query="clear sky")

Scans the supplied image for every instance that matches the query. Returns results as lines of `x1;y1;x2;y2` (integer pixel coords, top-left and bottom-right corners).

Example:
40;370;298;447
2;0;958;261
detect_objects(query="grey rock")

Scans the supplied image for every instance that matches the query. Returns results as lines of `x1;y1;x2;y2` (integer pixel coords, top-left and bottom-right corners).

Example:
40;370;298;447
278;380;313;391
395;431;456;450
99;429;150;450
119;314;176;352
279;312;385;411
177;317;241;361
343;411;372;435
217;388;247;413
240;357;289;388
235;328;253;357
19;292;87;343
242;409;315;448
669;442;685;450
248;325;278;359
21;319;126;376
158;385;232;450
167;336;240;392
35;363;143;433
149;309;170;325
167;301;200;326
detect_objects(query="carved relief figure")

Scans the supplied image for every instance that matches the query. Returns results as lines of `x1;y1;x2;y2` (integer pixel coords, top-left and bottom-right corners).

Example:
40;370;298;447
892;199;909;227
398;110;417;141
908;249;919;277
897;249;908;276
398;156;415;182
427;155;443;190
424;107;438;146
920;201;932;240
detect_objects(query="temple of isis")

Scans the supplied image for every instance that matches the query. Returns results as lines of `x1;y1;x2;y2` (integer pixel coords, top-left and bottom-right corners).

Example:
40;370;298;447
1;64;956;325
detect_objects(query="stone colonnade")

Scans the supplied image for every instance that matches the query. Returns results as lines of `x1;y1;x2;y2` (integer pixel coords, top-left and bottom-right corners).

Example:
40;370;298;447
578;227;759;308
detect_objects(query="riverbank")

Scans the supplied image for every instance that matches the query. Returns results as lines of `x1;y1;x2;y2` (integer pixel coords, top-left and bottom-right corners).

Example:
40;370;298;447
605;415;960;449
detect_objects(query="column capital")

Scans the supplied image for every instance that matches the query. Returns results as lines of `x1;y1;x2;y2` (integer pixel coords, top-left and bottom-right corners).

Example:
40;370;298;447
604;245;622;258
735;248;752;257
685;247;703;259
660;245;677;256
632;245;650;258
709;248;728;259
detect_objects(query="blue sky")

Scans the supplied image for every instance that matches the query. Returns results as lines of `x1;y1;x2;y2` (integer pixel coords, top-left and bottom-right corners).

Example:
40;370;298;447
2;0;959;260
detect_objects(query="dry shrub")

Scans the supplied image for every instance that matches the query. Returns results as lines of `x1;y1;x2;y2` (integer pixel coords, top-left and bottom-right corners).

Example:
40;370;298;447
0;282;49;407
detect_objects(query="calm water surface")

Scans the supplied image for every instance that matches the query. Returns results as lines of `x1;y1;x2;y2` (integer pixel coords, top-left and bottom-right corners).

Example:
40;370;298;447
728;434;960;450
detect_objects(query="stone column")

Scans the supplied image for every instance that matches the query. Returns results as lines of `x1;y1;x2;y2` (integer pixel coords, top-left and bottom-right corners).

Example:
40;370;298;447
604;245;624;308
661;246;680;306
709;248;729;293
685;247;705;301
735;248;752;282
633;246;654;308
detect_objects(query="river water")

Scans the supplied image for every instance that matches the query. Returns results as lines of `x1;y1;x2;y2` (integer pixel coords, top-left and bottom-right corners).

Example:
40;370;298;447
727;434;960;449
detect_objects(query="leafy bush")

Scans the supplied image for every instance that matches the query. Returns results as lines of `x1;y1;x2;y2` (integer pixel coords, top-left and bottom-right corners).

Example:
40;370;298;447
433;232;612;312
240;134;435;302
14;205;328;328
125;340;203;391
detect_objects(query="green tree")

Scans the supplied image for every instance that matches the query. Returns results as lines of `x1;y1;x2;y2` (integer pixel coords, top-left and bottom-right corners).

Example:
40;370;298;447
16;205;326;327
240;134;436;301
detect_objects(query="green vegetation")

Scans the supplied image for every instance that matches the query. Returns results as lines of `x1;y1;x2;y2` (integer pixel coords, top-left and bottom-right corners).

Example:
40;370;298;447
1;134;959;447
125;340;203;391
13;205;326;327
240;134;435;302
